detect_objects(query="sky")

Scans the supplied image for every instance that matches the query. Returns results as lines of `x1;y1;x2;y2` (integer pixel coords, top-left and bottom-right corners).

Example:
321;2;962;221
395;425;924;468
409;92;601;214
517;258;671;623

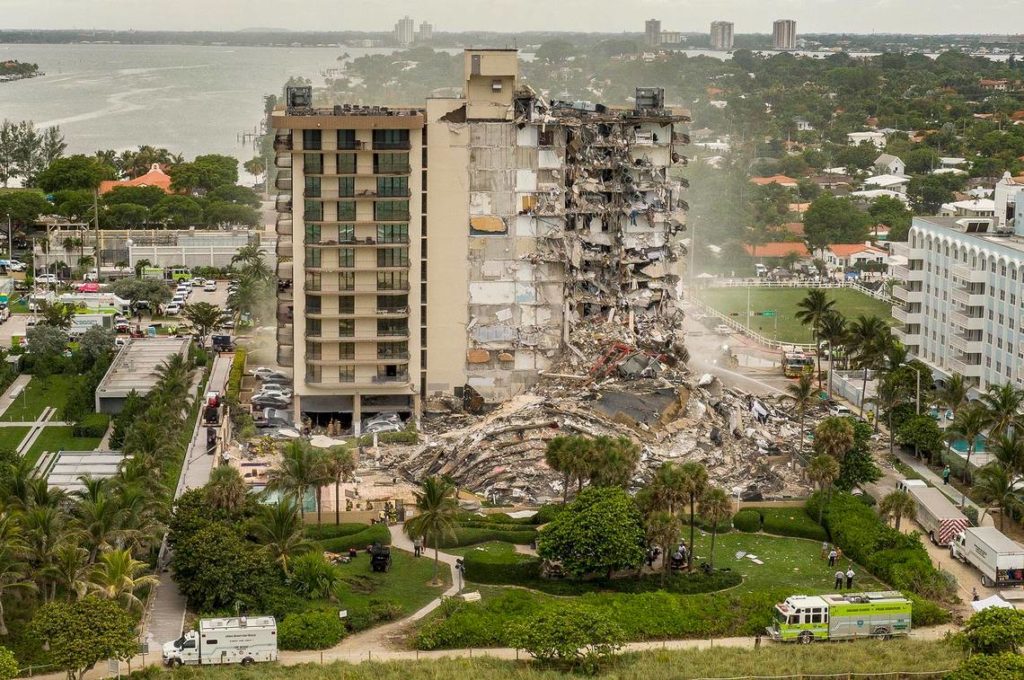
2;0;1023;35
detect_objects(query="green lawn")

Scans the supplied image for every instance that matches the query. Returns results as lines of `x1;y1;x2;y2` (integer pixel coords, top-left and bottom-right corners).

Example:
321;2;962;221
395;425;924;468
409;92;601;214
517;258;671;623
334;549;449;620
23;426;102;468
699;288;894;343
0;427;29;453
0;375;75;422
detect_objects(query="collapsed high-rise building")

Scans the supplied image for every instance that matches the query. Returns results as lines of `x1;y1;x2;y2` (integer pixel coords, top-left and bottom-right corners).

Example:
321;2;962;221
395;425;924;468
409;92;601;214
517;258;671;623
272;49;689;430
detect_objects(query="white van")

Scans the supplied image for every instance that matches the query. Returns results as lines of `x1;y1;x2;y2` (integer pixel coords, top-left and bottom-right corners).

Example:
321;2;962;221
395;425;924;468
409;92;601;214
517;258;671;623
163;617;277;667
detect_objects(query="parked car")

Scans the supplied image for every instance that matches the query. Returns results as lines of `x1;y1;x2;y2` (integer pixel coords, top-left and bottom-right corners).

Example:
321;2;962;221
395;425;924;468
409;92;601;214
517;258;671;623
362;413;403;434
251;395;290;409
164;303;181;316
714;324;732;335
251;367;277;380
115;321;131;333
255;408;295;429
257;383;292;398
191;277;206;287
203;280;217;292
828;405;852;417
35;274;58;284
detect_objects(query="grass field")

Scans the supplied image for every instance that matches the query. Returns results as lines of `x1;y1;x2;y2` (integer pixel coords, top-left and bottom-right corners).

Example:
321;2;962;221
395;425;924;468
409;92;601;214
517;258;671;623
699;288;894;343
0;427;29;453
335;550;450;617
0;375;74;422
23;426;102;468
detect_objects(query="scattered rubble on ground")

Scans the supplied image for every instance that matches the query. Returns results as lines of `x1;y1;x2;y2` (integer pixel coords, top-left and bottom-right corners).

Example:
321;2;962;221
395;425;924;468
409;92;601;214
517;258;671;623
382;321;812;505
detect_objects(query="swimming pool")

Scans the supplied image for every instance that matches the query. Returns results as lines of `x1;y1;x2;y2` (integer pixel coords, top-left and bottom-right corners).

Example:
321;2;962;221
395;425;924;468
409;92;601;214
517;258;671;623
948;435;987;454
250;485;317;513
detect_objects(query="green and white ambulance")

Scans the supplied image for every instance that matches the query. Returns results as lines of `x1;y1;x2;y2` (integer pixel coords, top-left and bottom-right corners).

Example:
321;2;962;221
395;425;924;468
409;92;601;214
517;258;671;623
767;591;912;644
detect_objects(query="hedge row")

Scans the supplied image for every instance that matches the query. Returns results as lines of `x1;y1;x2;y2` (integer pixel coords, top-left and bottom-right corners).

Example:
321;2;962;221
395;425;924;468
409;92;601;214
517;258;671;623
226;348;246;401
277;610;346;650
72;412;110;438
733;509;761;532
436;527;537;548
758;508;829;542
304;523;381;541
462;549;542;584
316;524;391;552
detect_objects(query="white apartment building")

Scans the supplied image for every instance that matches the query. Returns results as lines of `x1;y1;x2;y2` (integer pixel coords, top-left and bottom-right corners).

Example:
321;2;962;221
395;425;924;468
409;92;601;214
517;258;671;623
710;21;734;51
892;215;1024;391
773;20;797;50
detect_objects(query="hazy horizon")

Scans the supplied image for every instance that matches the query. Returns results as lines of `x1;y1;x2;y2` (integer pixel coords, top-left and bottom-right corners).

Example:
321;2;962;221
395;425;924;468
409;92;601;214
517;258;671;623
2;0;1023;36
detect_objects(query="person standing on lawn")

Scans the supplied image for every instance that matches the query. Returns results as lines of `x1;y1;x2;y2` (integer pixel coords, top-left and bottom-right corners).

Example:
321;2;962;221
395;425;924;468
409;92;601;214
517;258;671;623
834;570;844;590
828;548;837;567
846;567;855;589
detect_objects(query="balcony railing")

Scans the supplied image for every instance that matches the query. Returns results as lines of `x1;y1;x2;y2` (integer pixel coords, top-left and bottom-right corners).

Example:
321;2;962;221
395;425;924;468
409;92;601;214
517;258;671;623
376;306;409;315
276;241;293;259
277;346;294;367
377;351;410;360
275;175;292;191
373;141;411;151
273;132;293;152
374;164;412;175
274;153;292;169
372;374;410;383
276;217;293;236
951;263;988;283
276;261;292;281
275;196;292;213
276;325;294;346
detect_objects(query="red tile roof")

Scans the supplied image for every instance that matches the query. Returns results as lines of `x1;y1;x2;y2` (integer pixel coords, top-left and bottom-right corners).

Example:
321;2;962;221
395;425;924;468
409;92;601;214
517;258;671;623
744;242;810;258
827;243;886;258
98;164;174;195
750;174;798;187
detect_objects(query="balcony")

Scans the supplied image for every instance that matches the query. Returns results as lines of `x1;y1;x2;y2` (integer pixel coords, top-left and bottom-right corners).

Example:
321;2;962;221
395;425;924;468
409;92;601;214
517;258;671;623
276;216;293;236
372;374;411;383
275;174;292;191
307;356;410;366
890;264;925;281
276;325;294;347
274;153;292;169
277;305;293;325
951;287;987;307
950;333;984;354
277;287;293;303
306;331;409;343
277;346;294;367
276;240;293;259
949;356;984;378
950;309;985;331
273;132;293;152
373;141;411;151
276;261;293;281
353;189;411;200
892;285;923;304
892;326;921;346
892;306;922;324
275;196;292;213
307;307;409;320
890;243;925;260
951;263;988;284
305;237;410;247
305;263;409;273
373;164;412;175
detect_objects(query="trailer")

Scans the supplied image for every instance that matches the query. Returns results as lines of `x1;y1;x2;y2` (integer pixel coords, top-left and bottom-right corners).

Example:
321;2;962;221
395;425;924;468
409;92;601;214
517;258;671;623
950;526;1024;587
904;484;969;546
767;591;912;644
162;616;277;667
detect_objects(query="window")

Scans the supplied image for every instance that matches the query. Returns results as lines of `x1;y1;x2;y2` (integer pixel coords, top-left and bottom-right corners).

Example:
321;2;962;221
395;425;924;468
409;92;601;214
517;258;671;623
306;364;322;383
305;247;321;268
377;224;409;243
304;176;321;198
338;201;356;221
339;366;355;382
811;613;822;624
377;294;407;313
378;318;408;336
302;129;322;150
304;153;323;174
339;177;355;197
339;248;355;268
307;318;321;337
205;640;218;646
337;130;357;150
373;129;410;150
304;223;320;244
339;297;354;314
378;341;408;358
378;272;409;290
305;341;321;360
377;248;409;267
304;200;323;222
337;153;357;173
375;153;409;174
305;295;321;313
538;129;555;146
340;273;355;290
377;176;409;197
305;272;321;291
338;343;355;360
375;201;409;221
338;224;355;242
339;319;354;337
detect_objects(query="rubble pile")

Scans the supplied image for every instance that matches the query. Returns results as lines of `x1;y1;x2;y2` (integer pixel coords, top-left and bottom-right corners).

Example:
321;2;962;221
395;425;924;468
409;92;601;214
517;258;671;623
400;322;810;505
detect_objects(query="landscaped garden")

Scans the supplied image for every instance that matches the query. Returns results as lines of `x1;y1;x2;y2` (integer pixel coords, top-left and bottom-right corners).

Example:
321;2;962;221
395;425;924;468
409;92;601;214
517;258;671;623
0;426;28;453
0;373;75;422
23;425;105;467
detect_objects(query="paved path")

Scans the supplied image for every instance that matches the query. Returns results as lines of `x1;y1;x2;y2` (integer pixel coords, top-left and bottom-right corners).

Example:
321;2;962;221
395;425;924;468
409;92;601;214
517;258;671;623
0;374;30;416
0;421;69;427
143;352;234;650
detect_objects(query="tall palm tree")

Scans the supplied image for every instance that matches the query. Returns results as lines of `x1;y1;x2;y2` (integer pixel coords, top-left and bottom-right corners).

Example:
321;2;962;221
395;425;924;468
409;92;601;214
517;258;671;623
973;463;1021;532
588;435;641;488
250;499;311;575
936;374;969;422
324;446;355;525
206;465;248;514
990;433;1024;478
545;436;574;505
700;487;731;570
0;514;34;635
879;490;917;531
267;440;326;522
947;403;989;486
818;312;848;400
43;544;89;602
981;383;1024;438
847;315;890;417
21;506;66;600
644;510;681;584
88;549;158;612
794;289;836;390
784;373;816;459
73;495;126;563
814;417;855;462
868;376;905;451
404;476;459;585
807;454;840;523
650;461;688;516
678;462;709;570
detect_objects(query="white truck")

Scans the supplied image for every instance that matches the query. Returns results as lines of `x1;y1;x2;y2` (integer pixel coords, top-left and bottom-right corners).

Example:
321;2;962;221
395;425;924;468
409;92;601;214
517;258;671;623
950;526;1024;587
901;482;969;546
162;616;277;667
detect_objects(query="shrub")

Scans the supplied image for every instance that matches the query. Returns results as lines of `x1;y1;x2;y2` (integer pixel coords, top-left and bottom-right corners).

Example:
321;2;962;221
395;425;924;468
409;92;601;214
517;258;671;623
962;607;1024;655
463;549;542;584
73;412;110;438
907;594;952;627
316;524;391;553
758;507;829;542
277;610;346;650
367;598;403;624
304;523;377;541
963;505;979;527
694;514;733;534
436;527;537;548
289;553;342;600
508;606;624;673
947;653;1024;680
534;504;565;525
732;509;762;532
226;348;246;400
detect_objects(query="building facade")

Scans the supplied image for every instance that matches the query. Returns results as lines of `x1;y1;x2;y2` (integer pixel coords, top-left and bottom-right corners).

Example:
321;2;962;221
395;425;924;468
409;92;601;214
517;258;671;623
773;19;797;50
272;50;689;429
394;16;415;47
892;215;1024;392
710;21;734;51
645;19;662;47
417;22;433;42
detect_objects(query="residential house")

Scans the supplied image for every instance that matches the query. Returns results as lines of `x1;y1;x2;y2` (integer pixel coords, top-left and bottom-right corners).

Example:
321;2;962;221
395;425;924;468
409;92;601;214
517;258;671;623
939;199;996;218
847;131;887;149
794;118;814;131
98;163;174;195
874;153;906;176
849;188;910;205
743;242;810;262
863;174;910;194
750;174;799;188
980;78;1009;91
817;243;888;271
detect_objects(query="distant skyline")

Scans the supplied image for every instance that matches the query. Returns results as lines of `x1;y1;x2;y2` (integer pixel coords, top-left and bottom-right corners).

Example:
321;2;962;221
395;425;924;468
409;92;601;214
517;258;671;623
2;0;1024;35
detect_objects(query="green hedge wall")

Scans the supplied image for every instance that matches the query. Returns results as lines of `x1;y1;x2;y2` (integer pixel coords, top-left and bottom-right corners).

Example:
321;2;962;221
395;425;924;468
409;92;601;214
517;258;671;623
733;509;762;532
316;524;391;552
436;527;537;548
757;508;829;542
462;549;542;584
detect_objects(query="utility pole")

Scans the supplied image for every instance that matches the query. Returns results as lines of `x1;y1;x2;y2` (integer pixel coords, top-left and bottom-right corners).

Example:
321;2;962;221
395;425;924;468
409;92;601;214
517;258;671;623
93;188;101;278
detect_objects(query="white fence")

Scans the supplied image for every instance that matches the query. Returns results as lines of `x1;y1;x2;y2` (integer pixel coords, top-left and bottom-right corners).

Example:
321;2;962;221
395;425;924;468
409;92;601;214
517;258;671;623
697;278;893;304
689;298;816;352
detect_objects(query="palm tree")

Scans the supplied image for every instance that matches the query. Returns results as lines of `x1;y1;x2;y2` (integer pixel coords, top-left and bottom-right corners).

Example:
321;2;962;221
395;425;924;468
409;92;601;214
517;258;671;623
650;461;688;516
990;433;1024;478
947;403;989;486
644;510;681;584
784;373;816;459
0;514;34;635
814;417;855;462
974;463;1021;532
324;446;355;526
231;243;272;281
404;476;459;585
206;465;248;514
678;462;709;571
43;544;89;602
88;549;158;612
250;500;311;575
21;505;66;600
588;435;641;488
134;258;152;279
879;490;917;531
936;374;969;422
74;495;126;563
794;289;836;390
981;383;1024;438
700;487;731;570
182;301;224;348
847;315;890;417
868;376;904;451
267;440;325;521
545;436;575;505
807;454;840;523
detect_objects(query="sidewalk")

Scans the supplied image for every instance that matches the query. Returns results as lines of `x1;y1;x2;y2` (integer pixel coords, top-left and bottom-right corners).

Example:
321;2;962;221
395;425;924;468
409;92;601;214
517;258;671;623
0;374;30;417
894;449;983;514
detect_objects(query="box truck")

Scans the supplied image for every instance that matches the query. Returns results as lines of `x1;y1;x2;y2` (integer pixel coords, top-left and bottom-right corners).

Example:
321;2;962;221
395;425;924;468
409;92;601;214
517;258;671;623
903;483;969;546
950;526;1024;587
767;591;912;644
162;616;277;667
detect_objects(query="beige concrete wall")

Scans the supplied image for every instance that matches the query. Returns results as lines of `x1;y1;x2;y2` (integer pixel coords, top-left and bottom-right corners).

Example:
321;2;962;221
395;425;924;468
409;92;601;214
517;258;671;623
424;98;471;395
464;50;518;121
